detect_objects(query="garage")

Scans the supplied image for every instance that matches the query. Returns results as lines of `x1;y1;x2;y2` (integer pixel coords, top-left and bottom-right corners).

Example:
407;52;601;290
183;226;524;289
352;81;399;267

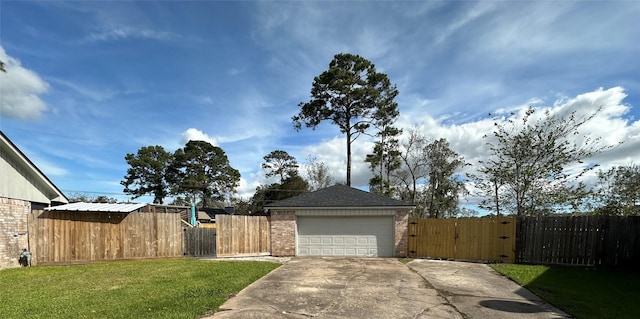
265;184;414;258
297;216;394;257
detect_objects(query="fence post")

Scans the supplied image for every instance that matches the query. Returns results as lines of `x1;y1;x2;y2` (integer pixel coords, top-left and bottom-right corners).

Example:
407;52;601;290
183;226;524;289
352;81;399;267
515;216;523;264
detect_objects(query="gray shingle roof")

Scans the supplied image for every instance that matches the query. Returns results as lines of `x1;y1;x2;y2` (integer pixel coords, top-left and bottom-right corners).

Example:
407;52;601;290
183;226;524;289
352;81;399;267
264;184;414;208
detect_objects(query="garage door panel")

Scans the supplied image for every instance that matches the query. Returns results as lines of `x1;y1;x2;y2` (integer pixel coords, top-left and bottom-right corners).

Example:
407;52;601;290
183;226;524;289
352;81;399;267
297;216;393;257
344;237;357;245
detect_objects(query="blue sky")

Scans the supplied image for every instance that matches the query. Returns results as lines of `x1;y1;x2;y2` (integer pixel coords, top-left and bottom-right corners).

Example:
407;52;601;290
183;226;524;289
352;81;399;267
1;1;639;207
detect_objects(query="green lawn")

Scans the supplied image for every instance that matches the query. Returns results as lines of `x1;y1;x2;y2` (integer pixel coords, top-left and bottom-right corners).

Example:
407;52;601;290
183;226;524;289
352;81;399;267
491;264;640;319
0;259;280;319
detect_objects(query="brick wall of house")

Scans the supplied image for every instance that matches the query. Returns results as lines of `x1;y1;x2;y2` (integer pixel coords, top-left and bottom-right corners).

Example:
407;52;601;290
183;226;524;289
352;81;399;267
0;197;31;269
270;210;296;257
394;209;409;257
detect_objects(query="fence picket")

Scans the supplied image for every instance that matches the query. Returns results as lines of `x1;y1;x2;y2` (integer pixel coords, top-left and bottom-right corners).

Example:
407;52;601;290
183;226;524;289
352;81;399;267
516;216;640;267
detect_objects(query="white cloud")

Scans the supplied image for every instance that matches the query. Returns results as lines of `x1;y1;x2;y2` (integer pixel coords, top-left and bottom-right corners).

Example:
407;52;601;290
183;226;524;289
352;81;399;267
0;47;49;120
198;96;214;105
228;67;246;76
435;1;497;44
236;176;262;200
180;128;219;146
481;2;637;56
253;2;407;100
298;135;375;187
48;78;119;102
25;153;68;177
215;90;279;144
85;26;176;43
37;161;68;177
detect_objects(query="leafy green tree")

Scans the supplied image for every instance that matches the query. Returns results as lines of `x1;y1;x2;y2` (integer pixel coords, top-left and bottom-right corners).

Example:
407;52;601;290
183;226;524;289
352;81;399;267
392;134;468;218
474;107;613;217
293;53;399;186
458;207;480;218
250;175;309;213
470;164;508;217
229;197;253;215
93;195;118;203
593;164;640;216
168;196;191;207
391;128;430;205
169;141;240;208
366;101;402;196
267;175;308;203
248;186;267;213
277;175;309;198
121;145;172;204
304;155;334;191
421;138;468;218
67;193;119;203
262;150;299;182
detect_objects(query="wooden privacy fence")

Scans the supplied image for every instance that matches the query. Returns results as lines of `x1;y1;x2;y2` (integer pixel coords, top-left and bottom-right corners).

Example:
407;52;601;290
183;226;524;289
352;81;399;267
28;210;183;265
183;227;216;256
408;217;516;263
517;216;640;267
215;215;271;257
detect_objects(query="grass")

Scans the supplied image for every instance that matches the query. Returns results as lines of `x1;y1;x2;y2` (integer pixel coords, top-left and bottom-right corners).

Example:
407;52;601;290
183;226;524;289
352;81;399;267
0;258;280;319
491;263;640;319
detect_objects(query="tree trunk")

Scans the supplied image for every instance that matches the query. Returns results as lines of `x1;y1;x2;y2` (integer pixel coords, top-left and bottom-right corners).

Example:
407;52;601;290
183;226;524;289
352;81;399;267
346;131;352;186
379;133;386;194
429;178;437;218
493;180;500;217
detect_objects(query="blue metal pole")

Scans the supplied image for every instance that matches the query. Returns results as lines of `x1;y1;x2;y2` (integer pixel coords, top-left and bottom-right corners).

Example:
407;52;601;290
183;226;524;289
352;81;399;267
191;203;196;226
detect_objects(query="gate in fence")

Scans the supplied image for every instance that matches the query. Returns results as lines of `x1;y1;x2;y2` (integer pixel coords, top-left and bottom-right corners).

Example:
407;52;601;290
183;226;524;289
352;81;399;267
408;217;516;263
183;227;216;257
215;215;271;257
182;215;271;258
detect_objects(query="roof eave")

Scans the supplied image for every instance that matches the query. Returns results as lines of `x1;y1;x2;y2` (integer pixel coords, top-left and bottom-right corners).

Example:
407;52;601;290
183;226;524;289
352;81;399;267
1;131;69;204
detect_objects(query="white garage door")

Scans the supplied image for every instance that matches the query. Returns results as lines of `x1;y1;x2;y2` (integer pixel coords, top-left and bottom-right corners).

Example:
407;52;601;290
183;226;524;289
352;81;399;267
297;216;394;257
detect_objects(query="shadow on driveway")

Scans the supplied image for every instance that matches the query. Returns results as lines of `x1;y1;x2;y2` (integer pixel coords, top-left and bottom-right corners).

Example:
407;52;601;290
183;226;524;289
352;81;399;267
407;260;572;319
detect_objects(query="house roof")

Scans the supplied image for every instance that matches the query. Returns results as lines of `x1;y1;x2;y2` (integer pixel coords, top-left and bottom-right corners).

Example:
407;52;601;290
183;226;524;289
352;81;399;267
197;211;213;220
0;131;68;204
264;184;414;209
45;202;147;213
197;207;232;220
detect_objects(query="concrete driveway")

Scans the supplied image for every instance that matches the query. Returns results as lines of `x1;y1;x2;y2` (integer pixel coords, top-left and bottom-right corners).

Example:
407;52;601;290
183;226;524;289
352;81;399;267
206;257;462;319
407;260;571;319
204;258;570;319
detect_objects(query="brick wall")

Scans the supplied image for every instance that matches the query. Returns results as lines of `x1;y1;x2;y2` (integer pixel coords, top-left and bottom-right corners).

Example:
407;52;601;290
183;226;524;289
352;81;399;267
394;209;409;257
0;197;31;269
270;210;296;256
